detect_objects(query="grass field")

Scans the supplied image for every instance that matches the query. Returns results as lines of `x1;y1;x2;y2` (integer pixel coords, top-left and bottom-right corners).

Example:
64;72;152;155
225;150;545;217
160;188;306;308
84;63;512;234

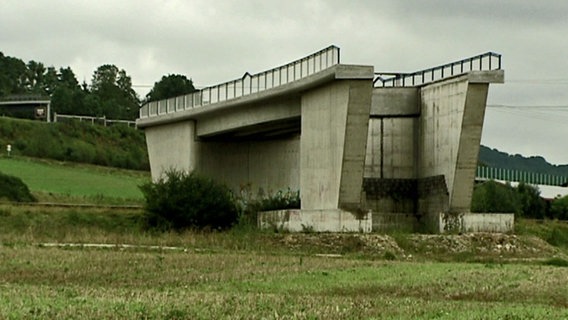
0;203;567;319
0;156;149;203
0;244;567;319
1;157;568;318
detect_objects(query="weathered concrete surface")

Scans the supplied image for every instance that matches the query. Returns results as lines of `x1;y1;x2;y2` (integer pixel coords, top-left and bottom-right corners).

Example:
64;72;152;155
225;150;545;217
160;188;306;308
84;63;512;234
371;87;420;117
365;117;417;179
258;209;372;233
196;97;301;137
364;70;505;232
419;72;503;214
145;121;199;181
438;213;514;233
300;79;372;211
199;137;300;195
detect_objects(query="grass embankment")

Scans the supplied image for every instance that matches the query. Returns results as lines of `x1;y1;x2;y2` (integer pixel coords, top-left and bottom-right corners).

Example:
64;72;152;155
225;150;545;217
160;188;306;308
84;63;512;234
0;117;148;170
0;156;149;204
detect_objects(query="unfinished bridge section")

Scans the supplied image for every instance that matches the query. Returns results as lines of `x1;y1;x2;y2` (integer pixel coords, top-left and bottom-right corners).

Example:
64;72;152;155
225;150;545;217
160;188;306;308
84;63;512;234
137;46;507;233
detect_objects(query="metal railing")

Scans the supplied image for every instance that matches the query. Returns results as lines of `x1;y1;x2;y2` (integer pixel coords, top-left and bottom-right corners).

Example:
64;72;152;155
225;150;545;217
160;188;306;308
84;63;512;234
476;166;568;187
375;52;502;87
139;45;341;119
54;113;136;128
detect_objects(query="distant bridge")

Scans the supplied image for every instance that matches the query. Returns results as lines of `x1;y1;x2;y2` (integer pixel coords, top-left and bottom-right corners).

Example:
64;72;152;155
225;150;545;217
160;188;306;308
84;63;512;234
476;166;568;187
0;95;51;122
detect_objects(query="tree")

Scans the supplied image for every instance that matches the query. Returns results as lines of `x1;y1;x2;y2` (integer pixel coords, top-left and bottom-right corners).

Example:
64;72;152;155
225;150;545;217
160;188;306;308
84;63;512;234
145;74;196;102
58;67;80;89
516;182;546;219
471;180;520;214
551;196;568;220
24;60;46;94
50;67;87;115
140;170;238;231
90;64;140;120
0;52;27;97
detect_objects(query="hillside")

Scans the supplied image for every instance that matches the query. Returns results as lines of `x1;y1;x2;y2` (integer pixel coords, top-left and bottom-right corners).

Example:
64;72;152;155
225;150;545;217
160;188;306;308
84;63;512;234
479;145;568;176
0;117;148;170
0;157;148;202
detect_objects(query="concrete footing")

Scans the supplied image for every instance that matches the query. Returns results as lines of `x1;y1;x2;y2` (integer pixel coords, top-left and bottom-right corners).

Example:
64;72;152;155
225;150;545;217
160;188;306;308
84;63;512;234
438;213;515;233
258;209;372;233
258;210;513;234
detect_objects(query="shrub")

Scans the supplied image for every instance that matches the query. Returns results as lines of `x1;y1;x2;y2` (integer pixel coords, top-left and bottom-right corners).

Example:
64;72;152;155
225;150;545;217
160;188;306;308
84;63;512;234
471;180;519;214
551;195;568;220
234;188;300;226
546;226;568;248
140;170;238;231
0;172;36;202
471;180;548;218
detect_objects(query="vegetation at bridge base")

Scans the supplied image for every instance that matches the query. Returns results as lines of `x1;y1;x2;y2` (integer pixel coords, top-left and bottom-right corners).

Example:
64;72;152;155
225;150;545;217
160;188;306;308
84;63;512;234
0;117;149;170
471;180;551;219
0;171;36;202
140;170;238;231
234;186;301;227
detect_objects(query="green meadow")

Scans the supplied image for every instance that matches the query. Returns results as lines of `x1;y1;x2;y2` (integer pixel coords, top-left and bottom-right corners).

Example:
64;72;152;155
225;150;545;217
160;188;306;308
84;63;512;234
0;156;149;202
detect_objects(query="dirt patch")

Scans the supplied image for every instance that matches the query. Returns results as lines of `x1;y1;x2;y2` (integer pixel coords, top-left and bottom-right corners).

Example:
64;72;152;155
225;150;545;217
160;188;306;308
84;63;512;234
276;233;404;256
404;233;560;259
275;233;563;260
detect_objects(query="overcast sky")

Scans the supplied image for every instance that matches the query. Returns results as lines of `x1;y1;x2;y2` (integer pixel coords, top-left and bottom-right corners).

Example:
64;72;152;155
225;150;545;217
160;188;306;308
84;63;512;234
2;0;568;164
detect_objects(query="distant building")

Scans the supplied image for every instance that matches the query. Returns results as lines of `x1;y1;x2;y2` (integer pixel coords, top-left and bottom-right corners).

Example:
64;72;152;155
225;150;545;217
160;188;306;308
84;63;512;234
0;95;51;122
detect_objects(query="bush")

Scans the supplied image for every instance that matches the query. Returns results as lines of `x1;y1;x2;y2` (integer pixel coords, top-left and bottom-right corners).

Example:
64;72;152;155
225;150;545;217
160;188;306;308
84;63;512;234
0;172;36;202
471;180;519;213
471;180;548;219
140;170;238;231
551;195;568;220
234;188;300;226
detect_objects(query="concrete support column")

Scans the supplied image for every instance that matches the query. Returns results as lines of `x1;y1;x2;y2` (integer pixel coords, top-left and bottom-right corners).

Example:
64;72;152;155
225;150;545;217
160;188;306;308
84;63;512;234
145;120;199;181
450;83;489;212
419;72;501;215
300;79;372;211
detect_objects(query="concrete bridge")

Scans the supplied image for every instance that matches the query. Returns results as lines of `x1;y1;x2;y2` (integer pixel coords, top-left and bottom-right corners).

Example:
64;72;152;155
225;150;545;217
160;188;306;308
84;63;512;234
137;46;509;233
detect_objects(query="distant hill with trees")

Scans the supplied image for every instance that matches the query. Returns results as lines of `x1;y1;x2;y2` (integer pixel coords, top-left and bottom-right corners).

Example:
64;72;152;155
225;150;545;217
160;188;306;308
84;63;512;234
479;145;568;177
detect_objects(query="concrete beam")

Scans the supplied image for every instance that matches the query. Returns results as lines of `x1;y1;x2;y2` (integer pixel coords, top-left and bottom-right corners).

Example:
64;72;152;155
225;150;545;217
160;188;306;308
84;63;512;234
196;97;301;137
137;64;373;129
371;87;420;117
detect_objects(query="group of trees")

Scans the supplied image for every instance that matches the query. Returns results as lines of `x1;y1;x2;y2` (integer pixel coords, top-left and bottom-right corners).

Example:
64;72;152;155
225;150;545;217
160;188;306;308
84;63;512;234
471;180;568;220
0;52;197;120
